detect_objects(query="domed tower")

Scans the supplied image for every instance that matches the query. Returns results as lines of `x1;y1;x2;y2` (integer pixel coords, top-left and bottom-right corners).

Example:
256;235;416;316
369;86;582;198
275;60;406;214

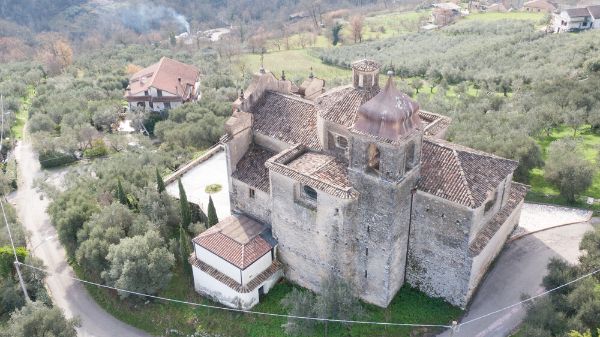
350;71;423;181
346;70;424;307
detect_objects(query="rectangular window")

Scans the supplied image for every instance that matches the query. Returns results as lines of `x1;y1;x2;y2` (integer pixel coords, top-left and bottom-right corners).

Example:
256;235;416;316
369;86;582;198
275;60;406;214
144;90;149;96
164;102;171;109
157;89;163;97
249;188;255;199
366;248;369;256
149;101;154;109
364;270;368;278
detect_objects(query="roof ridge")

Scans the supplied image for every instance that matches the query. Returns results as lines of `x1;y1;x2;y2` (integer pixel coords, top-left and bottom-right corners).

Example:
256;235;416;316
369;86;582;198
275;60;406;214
267;90;316;106
452;149;476;207
424;137;517;164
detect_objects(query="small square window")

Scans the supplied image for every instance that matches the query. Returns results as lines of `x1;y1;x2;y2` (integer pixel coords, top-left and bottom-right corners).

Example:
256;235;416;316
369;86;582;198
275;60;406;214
303;185;317;200
164;102;171;109
249;188;255;199
336;135;348;149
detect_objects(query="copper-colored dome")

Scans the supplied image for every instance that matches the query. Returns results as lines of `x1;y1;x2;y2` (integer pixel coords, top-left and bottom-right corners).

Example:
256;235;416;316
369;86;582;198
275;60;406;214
354;76;421;141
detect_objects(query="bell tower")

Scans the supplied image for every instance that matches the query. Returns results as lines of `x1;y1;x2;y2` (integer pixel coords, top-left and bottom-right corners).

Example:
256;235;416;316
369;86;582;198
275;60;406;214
345;61;424;307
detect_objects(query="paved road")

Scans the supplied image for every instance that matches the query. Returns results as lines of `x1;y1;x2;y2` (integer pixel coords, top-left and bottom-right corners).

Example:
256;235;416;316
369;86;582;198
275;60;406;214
11;139;151;337
438;222;593;337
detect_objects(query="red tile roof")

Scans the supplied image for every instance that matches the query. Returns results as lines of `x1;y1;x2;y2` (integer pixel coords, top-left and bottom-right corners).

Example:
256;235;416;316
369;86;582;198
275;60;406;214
266;145;357;199
419;138;519;208
193;215;274;269
232;146;276;193
126;57;199;98
249;91;322;150
469;182;528;255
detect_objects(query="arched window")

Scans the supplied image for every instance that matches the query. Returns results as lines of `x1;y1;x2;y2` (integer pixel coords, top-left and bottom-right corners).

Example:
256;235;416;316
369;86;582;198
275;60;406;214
405;142;416;172
367;143;380;174
303;185;317;200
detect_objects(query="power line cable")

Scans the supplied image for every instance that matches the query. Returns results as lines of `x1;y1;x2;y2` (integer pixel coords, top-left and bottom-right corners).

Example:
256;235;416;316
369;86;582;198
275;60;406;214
1;198;30;301
458;266;600;328
16;261;452;329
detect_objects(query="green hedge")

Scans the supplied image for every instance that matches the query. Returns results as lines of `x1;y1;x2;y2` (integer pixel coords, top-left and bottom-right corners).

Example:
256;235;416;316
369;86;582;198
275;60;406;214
39;151;77;169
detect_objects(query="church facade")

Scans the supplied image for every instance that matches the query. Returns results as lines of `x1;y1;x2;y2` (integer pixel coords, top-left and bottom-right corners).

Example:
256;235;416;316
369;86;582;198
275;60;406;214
191;60;527;309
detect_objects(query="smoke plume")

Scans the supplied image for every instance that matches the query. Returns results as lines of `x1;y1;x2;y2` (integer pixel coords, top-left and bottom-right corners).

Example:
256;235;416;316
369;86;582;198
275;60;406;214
117;2;190;34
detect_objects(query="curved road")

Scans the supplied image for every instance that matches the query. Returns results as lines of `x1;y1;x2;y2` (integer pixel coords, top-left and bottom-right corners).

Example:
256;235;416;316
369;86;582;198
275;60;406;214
11;138;151;337
438;221;593;337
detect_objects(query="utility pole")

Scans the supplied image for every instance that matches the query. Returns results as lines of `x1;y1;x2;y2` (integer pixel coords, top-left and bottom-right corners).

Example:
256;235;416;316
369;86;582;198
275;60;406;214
0;199;30;302
0;94;4;152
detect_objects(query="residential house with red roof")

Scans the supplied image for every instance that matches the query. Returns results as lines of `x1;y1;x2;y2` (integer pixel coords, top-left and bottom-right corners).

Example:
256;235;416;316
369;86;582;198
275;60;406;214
189;60;527;309
124;57;200;112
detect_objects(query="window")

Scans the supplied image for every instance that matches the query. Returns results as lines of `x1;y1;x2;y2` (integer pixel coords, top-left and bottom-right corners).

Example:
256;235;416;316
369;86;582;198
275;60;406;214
366;248;369;256
405;142;416;172
157;89;163;97
367;143;380;174
144;90;149;96
364;270;368;278
335;135;348;149
303;185;317;200
484;190;497;213
149;101;154;109
249;188;255;199
164;102;171;109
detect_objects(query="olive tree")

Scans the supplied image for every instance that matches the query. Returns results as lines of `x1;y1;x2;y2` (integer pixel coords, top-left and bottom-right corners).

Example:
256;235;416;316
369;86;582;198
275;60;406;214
102;230;174;298
544;139;596;203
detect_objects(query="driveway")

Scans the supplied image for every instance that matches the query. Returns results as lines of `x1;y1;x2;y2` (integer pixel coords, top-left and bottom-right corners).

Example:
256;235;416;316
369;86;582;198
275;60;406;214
11;138;151;337
438;222;593;337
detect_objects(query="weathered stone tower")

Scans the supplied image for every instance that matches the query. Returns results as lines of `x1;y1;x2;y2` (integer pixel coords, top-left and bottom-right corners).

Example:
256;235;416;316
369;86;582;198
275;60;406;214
346;62;424;306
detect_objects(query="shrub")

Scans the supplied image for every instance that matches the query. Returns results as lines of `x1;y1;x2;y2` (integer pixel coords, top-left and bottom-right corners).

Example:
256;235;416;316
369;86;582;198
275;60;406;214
83;139;108;158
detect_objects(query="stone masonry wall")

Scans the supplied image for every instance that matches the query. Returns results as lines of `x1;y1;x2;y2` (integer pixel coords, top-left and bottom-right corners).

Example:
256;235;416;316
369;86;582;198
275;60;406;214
230;178;271;225
407;191;474;308
269;172;352;292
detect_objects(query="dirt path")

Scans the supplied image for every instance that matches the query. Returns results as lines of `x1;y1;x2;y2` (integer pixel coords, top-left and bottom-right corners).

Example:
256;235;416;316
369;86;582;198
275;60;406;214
11;134;151;337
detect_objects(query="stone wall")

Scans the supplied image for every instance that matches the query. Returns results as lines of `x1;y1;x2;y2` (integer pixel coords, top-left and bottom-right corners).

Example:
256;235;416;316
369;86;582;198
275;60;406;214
467;198;524;299
230;178;271;224
407;191;474;308
270;172;352;292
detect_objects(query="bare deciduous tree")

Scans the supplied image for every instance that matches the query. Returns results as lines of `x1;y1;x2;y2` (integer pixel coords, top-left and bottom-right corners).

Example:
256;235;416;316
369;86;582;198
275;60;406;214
349;15;365;43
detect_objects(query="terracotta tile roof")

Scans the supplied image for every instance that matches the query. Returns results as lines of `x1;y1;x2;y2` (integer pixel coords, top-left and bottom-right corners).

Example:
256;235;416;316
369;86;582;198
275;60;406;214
192;215;275;269
419;138;519;208
266;145;358;199
317;86;451;139
317;85;378;127
565;7;591;17
469;182;528;256
232;146;276;193
588;5;600;18
523;0;556;10
352;59;381;72
126;57;199;98
190;254;282;293
250;91;321;150
419;110;452;137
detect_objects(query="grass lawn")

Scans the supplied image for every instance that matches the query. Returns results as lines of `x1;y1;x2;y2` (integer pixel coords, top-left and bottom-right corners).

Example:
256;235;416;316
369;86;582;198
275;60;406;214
358;10;431;41
527;125;600;212
464;12;546;22
242;49;351;84
75;262;461;337
10;86;34;140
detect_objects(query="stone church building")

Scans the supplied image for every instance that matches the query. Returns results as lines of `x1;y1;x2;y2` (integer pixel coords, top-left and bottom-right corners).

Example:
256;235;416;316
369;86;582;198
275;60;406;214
189;59;527;309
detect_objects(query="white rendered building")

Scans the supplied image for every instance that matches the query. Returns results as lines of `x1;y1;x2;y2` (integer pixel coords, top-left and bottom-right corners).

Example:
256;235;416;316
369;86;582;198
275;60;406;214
189;215;282;309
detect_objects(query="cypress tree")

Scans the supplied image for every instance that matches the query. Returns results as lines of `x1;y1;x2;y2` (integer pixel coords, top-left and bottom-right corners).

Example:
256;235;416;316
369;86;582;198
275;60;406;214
116;178;128;206
178;179;191;229
156;168;166;194
207;196;218;227
178;224;193;277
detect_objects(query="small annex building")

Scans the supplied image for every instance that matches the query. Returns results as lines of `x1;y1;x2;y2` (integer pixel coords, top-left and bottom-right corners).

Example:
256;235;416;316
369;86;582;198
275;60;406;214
189;59;528;310
124;57;200;112
553;5;600;32
189;214;283;309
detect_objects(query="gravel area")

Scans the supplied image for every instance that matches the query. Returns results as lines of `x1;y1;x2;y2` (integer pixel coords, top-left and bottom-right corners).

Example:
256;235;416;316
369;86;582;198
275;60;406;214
510;203;593;239
166;150;231;220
